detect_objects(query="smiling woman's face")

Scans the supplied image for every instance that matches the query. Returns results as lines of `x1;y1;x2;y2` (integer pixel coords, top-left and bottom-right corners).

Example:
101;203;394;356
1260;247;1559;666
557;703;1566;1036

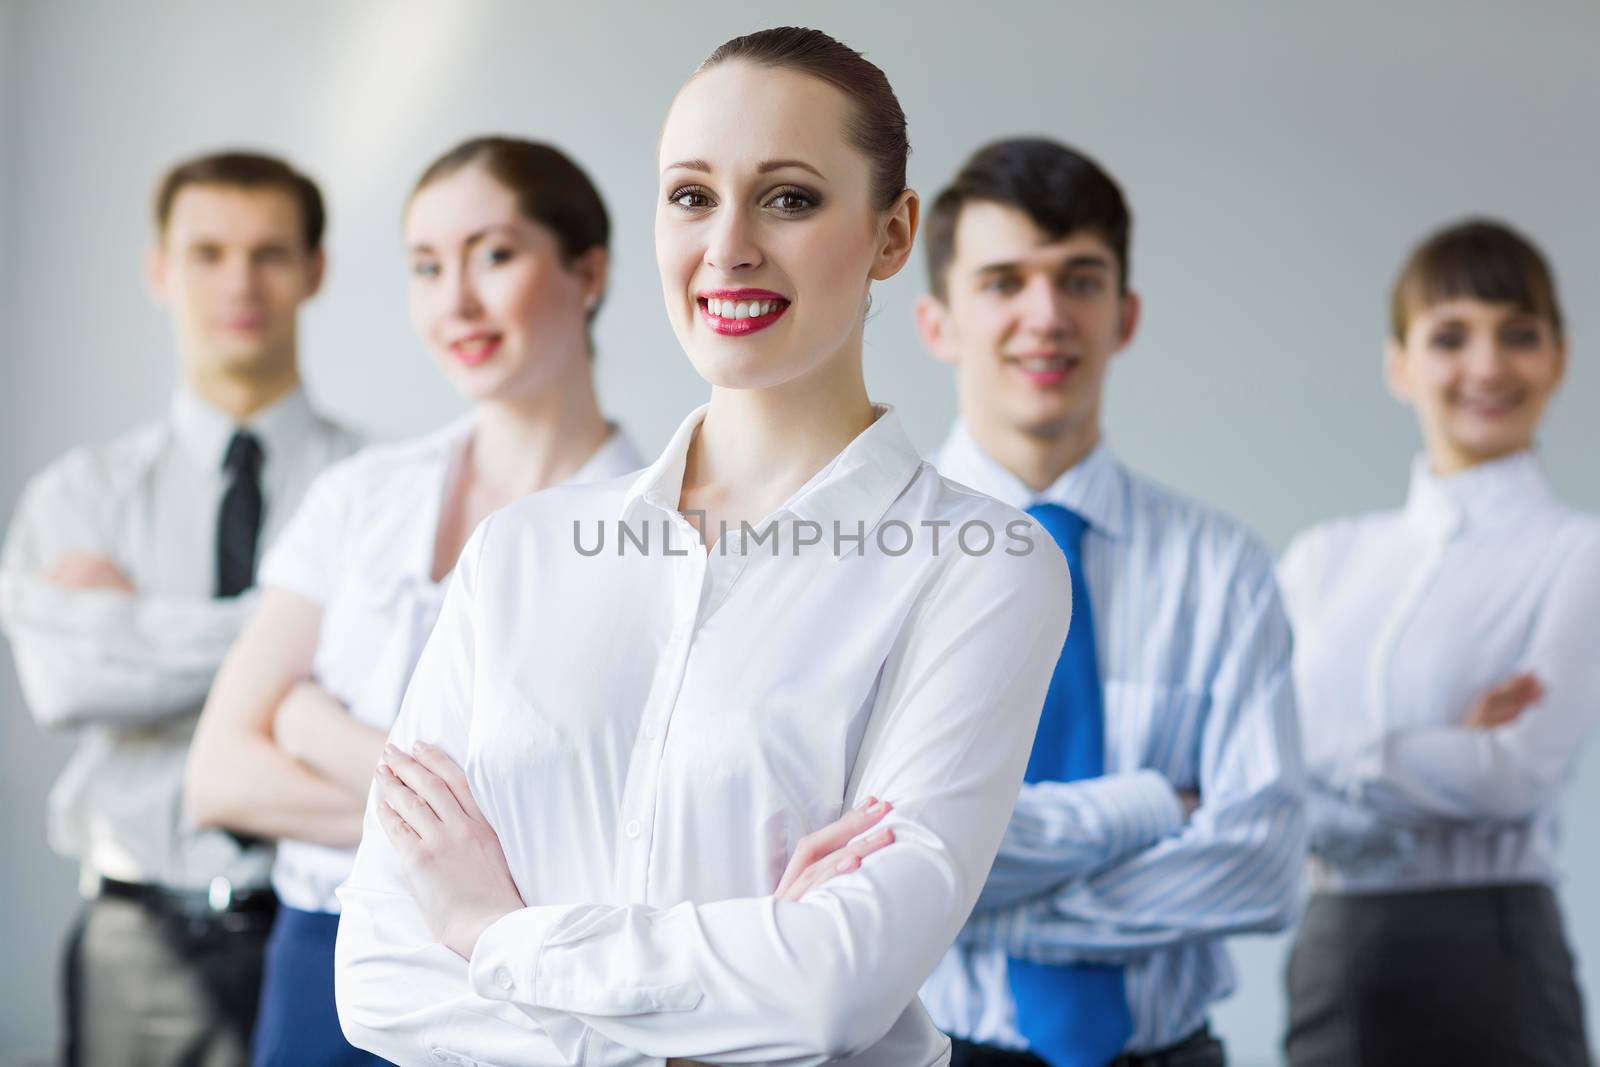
655;61;891;392
1387;297;1566;472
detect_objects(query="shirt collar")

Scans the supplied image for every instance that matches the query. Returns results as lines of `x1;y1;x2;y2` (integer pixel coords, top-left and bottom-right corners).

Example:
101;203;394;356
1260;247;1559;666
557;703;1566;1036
1403;448;1554;537
621;403;924;538
934;419;1129;539
171;384;319;473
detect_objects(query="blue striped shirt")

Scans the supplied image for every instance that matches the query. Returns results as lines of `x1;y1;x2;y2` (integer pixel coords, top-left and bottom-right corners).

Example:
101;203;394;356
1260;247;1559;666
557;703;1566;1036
920;424;1308;1055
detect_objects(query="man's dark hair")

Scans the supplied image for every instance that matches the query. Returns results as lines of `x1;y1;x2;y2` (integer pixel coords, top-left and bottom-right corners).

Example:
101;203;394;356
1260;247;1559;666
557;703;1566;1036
153;150;326;251
924;138;1131;300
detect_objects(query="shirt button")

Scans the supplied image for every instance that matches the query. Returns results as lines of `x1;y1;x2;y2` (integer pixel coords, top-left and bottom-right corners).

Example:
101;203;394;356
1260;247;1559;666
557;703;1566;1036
493;966;513;991
625;819;642;839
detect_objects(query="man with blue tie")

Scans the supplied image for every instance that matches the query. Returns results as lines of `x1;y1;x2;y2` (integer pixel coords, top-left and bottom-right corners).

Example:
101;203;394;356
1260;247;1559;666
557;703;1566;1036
915;138;1307;1067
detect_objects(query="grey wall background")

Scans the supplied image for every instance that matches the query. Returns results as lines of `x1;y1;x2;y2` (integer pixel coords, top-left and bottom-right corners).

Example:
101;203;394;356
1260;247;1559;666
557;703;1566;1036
2;1;1597;1063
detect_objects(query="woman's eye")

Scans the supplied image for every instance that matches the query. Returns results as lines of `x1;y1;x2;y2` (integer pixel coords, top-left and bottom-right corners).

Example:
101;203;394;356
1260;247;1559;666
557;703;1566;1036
1427;331;1464;351
985;276;1022;295
1502;325;1541;347
669;187;713;211
484;247;514;266
411;261;440;279
766;188;817;214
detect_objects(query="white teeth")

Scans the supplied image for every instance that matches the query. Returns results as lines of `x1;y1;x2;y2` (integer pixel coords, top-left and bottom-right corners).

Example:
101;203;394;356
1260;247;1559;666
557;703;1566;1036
735;302;750;319
709;298;722;316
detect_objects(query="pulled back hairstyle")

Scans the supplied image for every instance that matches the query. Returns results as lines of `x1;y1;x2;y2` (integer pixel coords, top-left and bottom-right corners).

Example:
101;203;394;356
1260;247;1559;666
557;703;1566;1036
698;27;909;213
412;137;610;325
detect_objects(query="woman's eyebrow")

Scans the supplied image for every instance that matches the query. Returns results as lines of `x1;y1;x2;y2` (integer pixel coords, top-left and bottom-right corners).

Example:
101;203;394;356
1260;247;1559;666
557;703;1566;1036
660;158;827;181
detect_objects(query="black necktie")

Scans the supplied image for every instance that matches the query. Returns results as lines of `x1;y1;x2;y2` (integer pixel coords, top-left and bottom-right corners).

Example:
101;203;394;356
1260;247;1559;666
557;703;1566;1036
216;430;264;598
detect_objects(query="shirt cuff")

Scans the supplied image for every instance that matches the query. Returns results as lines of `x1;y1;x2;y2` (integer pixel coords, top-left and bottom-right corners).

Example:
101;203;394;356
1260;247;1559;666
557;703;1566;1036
1081;769;1186;854
468;904;704;1016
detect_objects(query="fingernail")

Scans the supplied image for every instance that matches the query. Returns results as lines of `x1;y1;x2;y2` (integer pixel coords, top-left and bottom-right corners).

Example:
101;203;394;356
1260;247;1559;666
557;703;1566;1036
411;741;425;756
867;799;889;816
384;743;399;757
876;828;894;843
859;795;878;811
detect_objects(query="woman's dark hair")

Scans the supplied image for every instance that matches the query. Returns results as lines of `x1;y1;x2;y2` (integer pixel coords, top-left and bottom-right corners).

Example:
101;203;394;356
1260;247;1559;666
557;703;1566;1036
1391;219;1564;342
924;139;1131;301
698;27;909;213
412;137;610;324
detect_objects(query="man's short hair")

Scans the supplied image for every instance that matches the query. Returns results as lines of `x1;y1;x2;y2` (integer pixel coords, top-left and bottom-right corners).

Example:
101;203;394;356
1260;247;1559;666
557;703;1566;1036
924;138;1131;300
153;151;326;251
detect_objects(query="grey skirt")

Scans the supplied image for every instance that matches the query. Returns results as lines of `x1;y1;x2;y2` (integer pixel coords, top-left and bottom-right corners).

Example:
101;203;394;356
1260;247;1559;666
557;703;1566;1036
1286;884;1591;1067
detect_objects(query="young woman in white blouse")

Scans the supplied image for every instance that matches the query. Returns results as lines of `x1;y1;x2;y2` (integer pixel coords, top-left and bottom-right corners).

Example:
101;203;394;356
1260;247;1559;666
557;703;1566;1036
183;138;652;1066
1279;219;1597;1066
333;27;1073;1067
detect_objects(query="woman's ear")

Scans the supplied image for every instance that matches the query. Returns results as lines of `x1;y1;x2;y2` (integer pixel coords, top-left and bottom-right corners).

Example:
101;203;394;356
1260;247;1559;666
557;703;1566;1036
573;246;610;310
870;188;920;282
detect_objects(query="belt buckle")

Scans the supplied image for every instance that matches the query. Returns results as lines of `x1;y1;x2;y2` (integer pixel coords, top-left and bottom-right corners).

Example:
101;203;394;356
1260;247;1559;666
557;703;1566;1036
207;877;234;913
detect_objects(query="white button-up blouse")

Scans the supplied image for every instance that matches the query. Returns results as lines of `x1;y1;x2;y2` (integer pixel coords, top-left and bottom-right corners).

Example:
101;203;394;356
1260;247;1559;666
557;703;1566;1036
1279;450;1600;893
335;404;1073;1067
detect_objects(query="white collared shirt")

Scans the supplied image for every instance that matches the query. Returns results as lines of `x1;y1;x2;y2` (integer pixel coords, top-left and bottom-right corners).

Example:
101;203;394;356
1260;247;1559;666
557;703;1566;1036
1279;449;1600;893
919;422;1305;1054
334;404;1073;1067
0;386;360;890
260;415;644;913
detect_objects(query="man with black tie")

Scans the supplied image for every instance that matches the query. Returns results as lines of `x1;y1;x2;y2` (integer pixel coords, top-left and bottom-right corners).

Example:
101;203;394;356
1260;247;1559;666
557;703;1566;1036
0;151;360;1065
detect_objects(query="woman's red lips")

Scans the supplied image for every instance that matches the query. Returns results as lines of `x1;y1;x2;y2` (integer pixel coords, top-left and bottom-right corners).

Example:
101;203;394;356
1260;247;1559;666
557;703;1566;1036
449;333;503;366
697;289;791;336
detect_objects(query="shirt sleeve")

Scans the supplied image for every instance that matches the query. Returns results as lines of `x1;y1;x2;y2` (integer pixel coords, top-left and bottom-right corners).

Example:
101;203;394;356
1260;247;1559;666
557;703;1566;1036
0;455;251;729
972;771;1185;911
1337;524;1600;824
334;519;603;1067
452;517;1072;1064
966;563;1307;964
257;458;353;605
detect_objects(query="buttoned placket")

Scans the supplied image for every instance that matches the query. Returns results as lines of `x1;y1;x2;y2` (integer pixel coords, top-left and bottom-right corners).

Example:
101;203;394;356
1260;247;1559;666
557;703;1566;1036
1357;501;1463;786
609;508;763;903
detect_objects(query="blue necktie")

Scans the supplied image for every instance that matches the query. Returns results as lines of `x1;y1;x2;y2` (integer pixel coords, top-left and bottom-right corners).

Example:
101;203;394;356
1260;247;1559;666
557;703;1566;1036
1007;503;1132;1067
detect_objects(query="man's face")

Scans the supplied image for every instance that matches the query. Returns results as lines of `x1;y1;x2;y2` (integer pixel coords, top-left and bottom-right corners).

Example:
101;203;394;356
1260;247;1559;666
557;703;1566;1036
919;200;1137;440
149;184;323;380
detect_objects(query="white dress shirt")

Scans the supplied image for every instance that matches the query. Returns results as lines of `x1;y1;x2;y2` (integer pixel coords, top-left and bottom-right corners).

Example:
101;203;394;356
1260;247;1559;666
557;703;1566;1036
0;386;360;890
334;404;1073;1067
920;422;1306;1054
260;415;644;913
1279;450;1600;893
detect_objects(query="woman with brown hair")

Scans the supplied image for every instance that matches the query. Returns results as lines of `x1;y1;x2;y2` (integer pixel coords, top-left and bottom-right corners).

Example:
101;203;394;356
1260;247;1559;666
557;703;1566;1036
333;27;1073;1067
184;136;649;1065
1280;219;1597;1066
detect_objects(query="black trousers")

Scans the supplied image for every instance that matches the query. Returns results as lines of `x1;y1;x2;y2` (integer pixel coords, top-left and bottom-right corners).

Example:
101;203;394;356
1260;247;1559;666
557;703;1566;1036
64;895;273;1067
950;1026;1225;1067
1286;885;1592;1067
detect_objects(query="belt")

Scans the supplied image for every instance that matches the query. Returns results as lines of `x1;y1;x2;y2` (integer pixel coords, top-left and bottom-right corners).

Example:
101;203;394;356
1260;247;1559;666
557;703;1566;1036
96;876;278;923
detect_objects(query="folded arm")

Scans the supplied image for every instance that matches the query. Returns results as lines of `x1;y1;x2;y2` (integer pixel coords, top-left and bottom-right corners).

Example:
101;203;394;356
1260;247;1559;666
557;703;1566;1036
337;518;1071;1065
1336;533;1600;825
969;576;1308;963
184;588;366;848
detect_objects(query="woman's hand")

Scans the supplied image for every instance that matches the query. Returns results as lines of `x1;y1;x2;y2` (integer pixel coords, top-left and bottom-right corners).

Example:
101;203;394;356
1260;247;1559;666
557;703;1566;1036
775;796;896;901
1463;672;1544;730
375;740;526;959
